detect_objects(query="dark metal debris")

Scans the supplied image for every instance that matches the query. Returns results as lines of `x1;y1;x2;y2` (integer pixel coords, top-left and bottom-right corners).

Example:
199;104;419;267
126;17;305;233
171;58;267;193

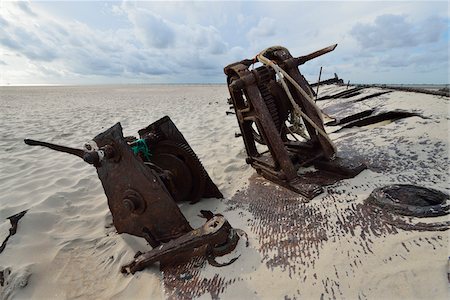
310;73;344;87
365;184;449;218
121;214;240;275
353;91;392;102
0;210;27;254
327;110;422;130
316;87;364;101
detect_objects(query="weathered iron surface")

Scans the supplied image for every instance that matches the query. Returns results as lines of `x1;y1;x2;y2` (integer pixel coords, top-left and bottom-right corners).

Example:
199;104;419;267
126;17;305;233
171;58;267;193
138;116;223;203
121;214;240;274
23;117;238;273
224;45;365;199
92;123;193;245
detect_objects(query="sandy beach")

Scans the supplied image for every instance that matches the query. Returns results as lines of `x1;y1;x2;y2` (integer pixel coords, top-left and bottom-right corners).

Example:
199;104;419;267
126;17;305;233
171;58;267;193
0;84;449;299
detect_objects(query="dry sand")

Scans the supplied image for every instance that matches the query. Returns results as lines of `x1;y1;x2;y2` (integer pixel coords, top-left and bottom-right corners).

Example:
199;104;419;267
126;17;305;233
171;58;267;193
0;84;448;299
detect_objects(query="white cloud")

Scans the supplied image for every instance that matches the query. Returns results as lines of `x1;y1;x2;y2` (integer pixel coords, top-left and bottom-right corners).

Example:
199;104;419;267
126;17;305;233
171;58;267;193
0;1;448;85
247;17;276;39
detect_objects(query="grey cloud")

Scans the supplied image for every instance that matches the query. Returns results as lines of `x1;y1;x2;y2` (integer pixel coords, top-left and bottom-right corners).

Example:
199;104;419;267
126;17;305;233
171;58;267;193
0;2;238;82
128;9;175;48
0;27;58;61
17;1;37;17
350;14;447;50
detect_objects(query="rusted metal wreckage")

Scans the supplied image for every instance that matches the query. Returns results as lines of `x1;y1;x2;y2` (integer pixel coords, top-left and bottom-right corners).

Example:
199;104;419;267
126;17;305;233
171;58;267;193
224;44;366;199
23;44;370;275
24;117;242;274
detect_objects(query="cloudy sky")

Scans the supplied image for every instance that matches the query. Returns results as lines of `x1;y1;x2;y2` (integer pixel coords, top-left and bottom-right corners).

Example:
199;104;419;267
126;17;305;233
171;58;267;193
0;1;448;85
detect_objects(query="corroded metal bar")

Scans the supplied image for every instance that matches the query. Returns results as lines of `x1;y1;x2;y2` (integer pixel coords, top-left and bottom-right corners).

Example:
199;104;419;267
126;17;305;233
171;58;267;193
121;215;238;274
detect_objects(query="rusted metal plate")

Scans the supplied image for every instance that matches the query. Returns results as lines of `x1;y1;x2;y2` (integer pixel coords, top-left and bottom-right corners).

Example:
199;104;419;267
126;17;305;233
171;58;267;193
93;123;193;245
138;116;223;200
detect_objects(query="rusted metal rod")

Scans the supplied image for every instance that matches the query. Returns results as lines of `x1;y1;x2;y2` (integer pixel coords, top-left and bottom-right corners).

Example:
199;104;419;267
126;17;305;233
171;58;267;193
315;66;323;102
294;44;337;66
24;139;85;158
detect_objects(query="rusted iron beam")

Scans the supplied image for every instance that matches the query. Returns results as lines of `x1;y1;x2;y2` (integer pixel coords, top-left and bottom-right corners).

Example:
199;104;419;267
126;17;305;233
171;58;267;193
121;215;240;274
293;44;337;66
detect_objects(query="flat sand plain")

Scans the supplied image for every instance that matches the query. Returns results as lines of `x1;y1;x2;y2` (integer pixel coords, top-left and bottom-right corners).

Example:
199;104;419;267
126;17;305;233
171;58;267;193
0;84;448;299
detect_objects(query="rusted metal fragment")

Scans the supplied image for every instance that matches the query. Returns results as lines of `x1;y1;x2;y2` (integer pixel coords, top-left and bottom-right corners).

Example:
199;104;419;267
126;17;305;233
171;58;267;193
356;84;450;97
0;210;27;254
353;91;392;102
340;110;422;129
365;184;449;218
316;87;365;101
326;109;375;126
121;215;240;274
310;74;344;87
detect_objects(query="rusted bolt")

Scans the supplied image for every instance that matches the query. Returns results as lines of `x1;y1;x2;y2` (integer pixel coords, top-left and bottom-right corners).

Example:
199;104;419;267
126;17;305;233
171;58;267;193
122;189;146;214
103;145;116;159
123;198;137;212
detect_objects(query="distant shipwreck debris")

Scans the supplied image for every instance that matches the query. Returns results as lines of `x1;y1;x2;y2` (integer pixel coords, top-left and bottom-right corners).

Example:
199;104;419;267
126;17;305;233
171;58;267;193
224;44;365;199
24;116;243;273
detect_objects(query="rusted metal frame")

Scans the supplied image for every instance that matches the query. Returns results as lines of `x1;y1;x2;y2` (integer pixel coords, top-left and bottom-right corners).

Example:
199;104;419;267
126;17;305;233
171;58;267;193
226;65;259;159
244;78;298;181
263;47;320;146
226;63;297;181
231;90;259;158
281;58;335;159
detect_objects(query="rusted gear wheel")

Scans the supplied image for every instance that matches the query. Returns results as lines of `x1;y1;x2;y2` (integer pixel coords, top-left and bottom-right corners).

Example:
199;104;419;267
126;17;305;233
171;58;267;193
151;140;206;203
